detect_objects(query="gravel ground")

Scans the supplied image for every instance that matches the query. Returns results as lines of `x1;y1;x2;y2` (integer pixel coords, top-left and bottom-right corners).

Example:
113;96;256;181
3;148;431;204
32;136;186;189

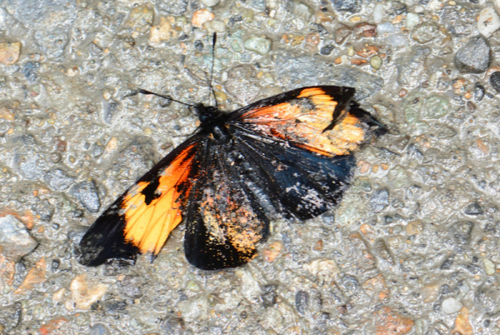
1;0;500;334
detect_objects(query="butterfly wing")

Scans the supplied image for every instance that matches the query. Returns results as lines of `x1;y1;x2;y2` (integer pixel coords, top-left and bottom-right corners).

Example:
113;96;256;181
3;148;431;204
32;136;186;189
229;86;385;157
78;135;204;266
224;85;386;220
231;132;356;220
184;142;271;270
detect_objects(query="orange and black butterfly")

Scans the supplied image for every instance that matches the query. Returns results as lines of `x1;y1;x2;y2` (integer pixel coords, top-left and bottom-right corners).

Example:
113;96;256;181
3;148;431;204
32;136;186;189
77;86;386;270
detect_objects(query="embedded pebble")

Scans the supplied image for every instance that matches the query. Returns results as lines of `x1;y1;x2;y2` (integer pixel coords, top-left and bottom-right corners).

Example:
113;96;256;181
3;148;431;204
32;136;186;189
354;23;377;37
103;300;127;314
422;284;440;302
377;22;398;34
261;284;278;307
405;13;420;29
236;268;261;302
463;202;483;215
370;189;390;212
44;169;75;191
294;3;312;21
372;3;385;23
454;36;491;73
70;180;101;213
422;94;450;119
67;274;108;310
490;71;500;93
0;215;38;262
244;36;272;55
263;241;282;262
320;44;334;55
149;17;176;45
90;324;111;335
477;8;500;38
406;220;423;235
331;0;359;12
157;0;188;15
295;291;309;315
374;306;414;334
392;1;407;14
334;26;352;44
362;274;389;300
22;61;40;82
303;259;339;285
442;297;463;314
474;83;486;101
0;42;21;65
452;221;474;246
204;19;226;33
453;307;473;335
178;296;208;322
483;259;495;276
126;4;154;32
200;0;220;6
15;258;46;294
192;9;215;27
384;34;408;47
370;55;382;69
412;23;438;44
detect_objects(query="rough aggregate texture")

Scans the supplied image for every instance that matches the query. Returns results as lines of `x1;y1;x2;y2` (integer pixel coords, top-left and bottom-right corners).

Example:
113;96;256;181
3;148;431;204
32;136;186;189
1;0;500;334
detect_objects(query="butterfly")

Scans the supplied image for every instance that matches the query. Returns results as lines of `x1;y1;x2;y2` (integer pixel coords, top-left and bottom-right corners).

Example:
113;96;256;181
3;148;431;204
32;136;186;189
77;86;386;270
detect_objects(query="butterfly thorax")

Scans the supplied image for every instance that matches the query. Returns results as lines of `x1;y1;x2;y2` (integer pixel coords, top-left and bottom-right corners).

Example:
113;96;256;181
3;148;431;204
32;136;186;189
194;103;231;143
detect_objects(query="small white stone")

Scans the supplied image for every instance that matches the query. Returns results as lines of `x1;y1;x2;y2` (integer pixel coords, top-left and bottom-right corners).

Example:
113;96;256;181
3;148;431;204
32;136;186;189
236;268;261;303
477;8;500;38
384;34;409;47
377;22;398;34
204;19;226;33
373;3;385;24
428;0;444;11
0;215;37;262
178;296;208;322
244;36;272;55
406;13;420;29
414;5;425;13
483;258;496;275
442;297;463;314
303;259;340;285
200;0;220;6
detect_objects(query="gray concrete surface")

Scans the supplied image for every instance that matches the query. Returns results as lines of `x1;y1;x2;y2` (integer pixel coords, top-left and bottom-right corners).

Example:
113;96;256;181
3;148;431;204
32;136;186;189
1;0;499;334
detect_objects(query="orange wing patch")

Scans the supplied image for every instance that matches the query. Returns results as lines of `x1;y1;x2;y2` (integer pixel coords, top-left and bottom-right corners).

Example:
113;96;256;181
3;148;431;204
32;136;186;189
238;87;366;156
121;143;198;255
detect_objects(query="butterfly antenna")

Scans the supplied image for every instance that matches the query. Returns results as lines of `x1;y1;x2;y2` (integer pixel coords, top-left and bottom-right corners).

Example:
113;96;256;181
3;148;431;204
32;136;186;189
209;33;219;109
126;89;194;108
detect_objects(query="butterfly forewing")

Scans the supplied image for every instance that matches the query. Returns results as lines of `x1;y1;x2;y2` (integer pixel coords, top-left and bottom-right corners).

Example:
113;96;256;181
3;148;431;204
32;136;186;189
78;136;203;266
230;86;377;157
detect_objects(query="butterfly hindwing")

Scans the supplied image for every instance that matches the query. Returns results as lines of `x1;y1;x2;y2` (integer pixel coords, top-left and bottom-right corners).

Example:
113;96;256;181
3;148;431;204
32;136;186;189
78;136;203;266
184;142;270;270
232;131;356;220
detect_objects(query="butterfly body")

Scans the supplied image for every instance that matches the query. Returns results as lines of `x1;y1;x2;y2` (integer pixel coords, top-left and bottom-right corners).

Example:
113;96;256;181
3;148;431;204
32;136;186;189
78;86;386;270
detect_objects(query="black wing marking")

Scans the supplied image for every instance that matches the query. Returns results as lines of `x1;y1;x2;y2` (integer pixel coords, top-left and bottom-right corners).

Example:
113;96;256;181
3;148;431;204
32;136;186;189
232;130;355;220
